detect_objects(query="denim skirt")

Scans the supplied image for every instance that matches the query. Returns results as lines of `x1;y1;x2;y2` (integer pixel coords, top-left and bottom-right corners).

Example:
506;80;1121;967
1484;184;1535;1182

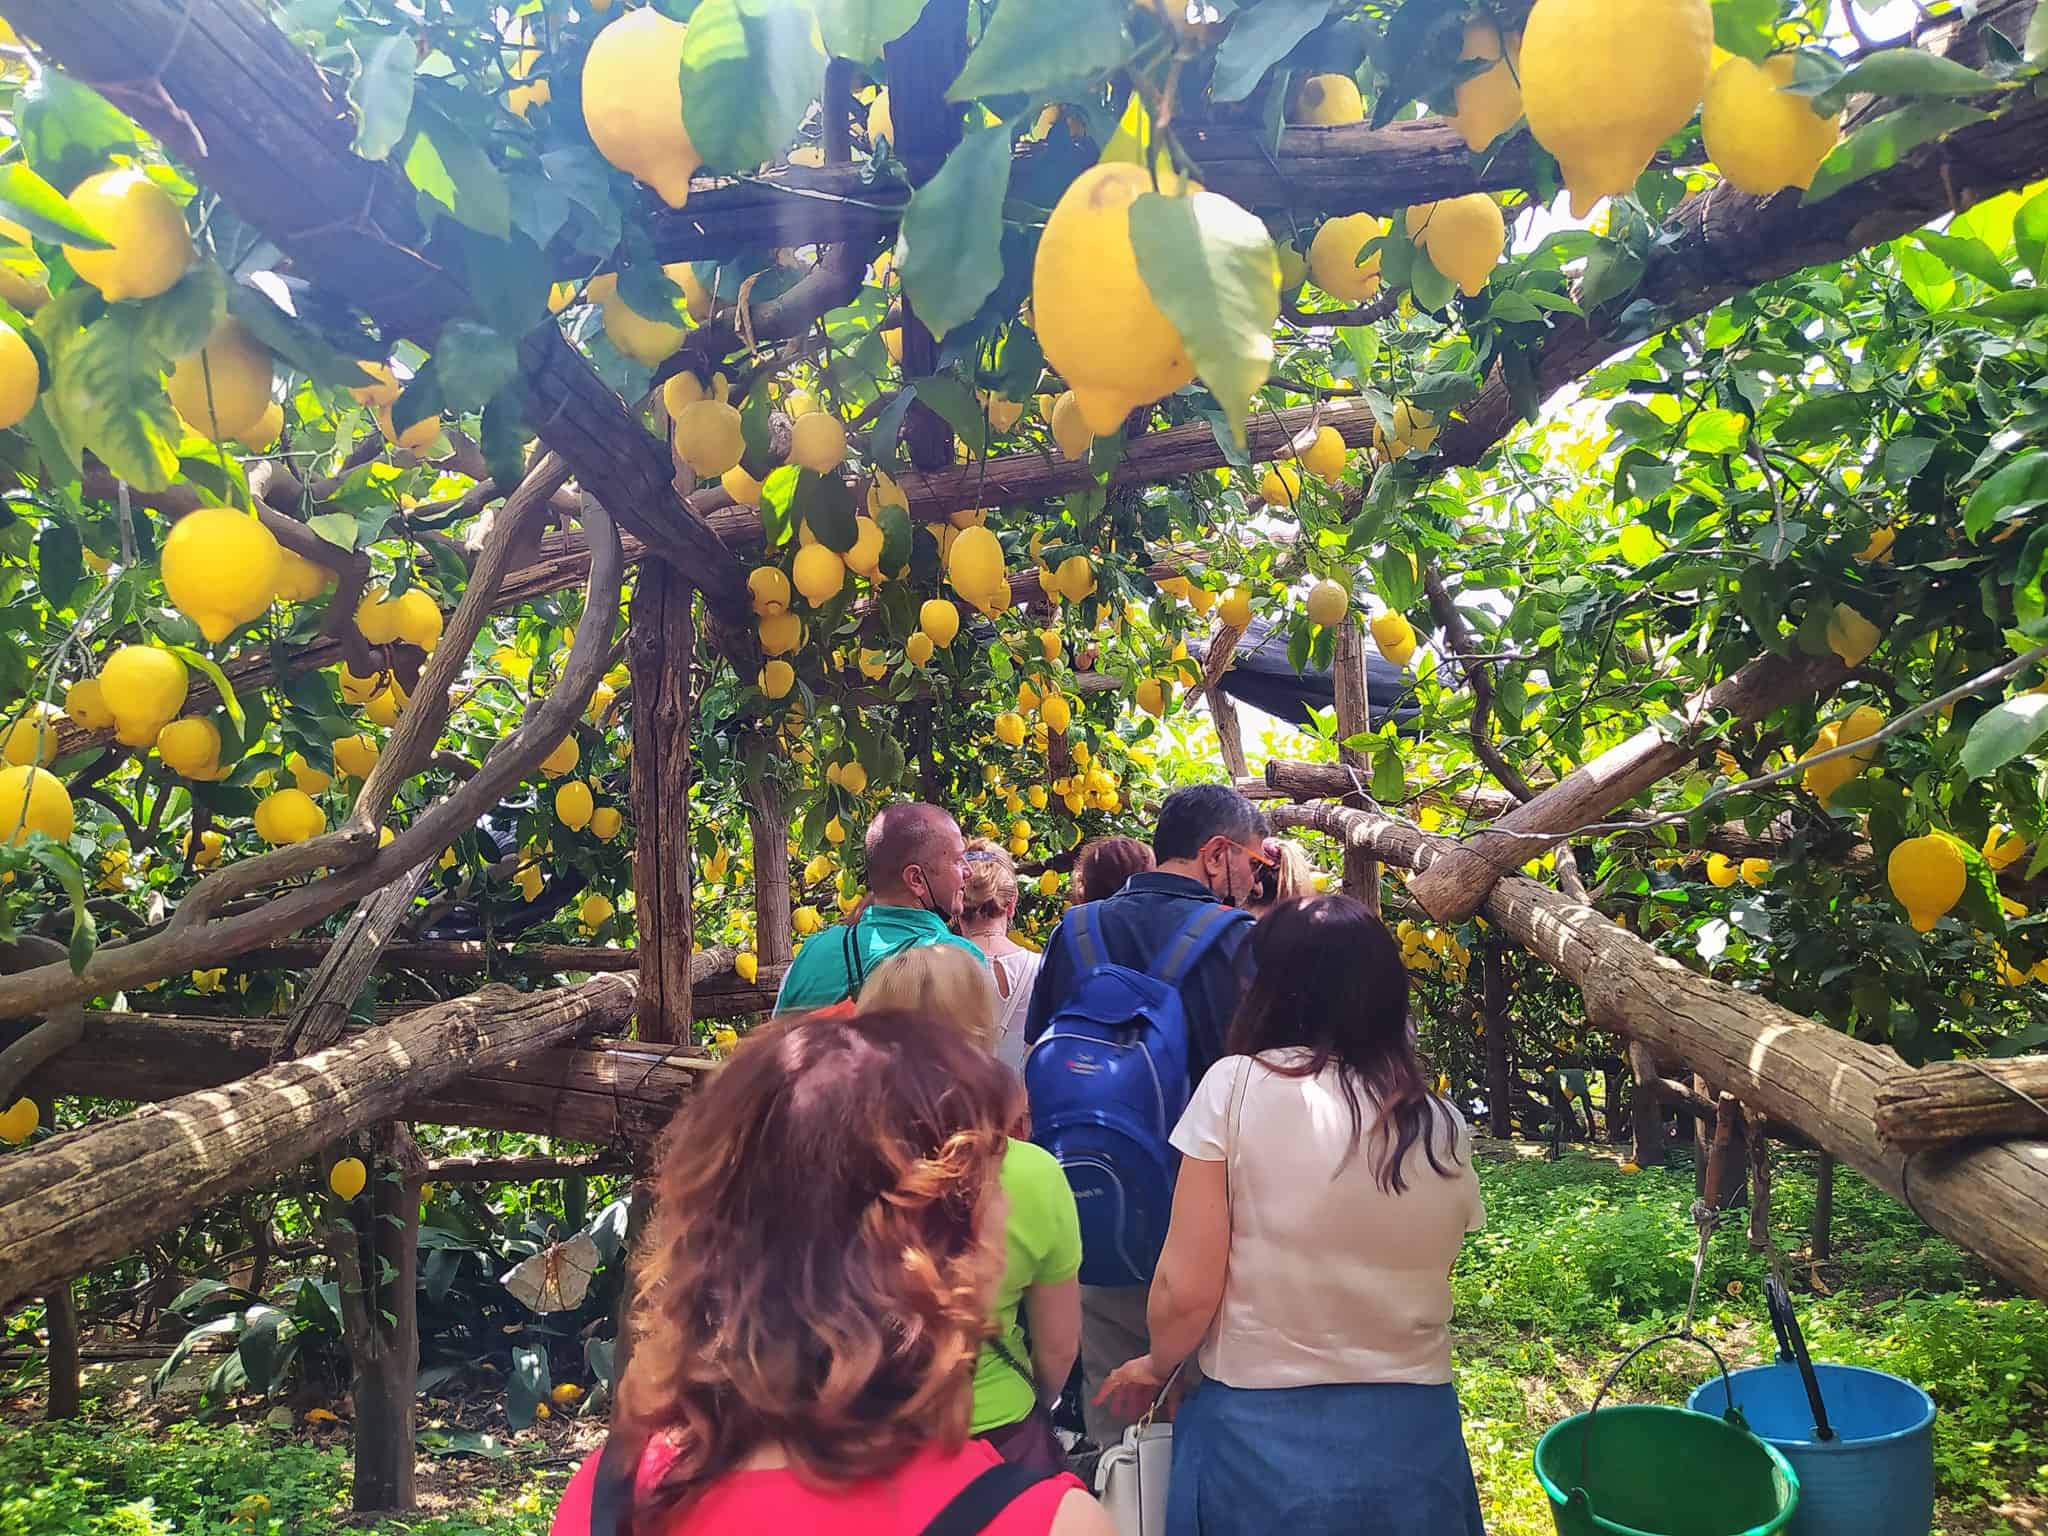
1165;1378;1486;1536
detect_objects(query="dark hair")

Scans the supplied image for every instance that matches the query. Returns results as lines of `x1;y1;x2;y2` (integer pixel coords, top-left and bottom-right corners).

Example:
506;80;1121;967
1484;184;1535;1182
1225;895;1460;1194
1071;835;1154;905
1152;783;1267;863
604;1008;1012;1531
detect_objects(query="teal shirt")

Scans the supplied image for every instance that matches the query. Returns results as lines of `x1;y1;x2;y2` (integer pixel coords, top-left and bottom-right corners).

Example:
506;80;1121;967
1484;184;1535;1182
771;904;985;1013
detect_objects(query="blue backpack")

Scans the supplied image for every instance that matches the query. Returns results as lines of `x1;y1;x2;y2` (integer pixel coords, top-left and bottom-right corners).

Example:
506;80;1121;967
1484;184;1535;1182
1025;901;1250;1287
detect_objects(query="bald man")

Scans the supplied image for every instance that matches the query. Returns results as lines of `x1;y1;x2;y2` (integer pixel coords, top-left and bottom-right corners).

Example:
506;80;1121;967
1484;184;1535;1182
771;802;983;1013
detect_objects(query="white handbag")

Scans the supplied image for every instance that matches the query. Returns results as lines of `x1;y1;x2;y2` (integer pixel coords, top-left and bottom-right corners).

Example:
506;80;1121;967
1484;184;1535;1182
1093;1412;1174;1536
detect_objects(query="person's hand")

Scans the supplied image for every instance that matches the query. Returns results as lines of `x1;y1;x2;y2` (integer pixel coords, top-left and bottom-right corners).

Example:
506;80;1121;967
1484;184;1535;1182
1093;1352;1170;1423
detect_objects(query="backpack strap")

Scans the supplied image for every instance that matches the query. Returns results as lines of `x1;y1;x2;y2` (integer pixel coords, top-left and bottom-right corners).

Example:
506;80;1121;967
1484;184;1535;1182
842;912;865;999
916;1460;1056;1536
1151;902;1249;990
1064;902;1108;973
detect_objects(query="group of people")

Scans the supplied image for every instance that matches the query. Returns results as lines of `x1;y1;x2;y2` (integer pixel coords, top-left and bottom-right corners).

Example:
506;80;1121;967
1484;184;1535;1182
552;785;1487;1536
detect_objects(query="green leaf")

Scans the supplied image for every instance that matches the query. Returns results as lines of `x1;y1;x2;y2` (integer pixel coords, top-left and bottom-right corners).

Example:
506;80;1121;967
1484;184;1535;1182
134;264;227;363
1880;436;1935;483
679;0;826;176
403;109;510;240
26;842;95;975
906;374;987;456
56;309;180;490
435;321;517;411
167;644;246;727
813;0;925;63
1967;289;2048;323
1963;449;2048;538
947;0;1132;101
1129;190;1278;449
1916;230;2012;291
18;72;141;193
1405;242;1458;313
479;388;530;492
1803;101;1989;204
1617;523;1665;566
897;125;1014;340
306;511;359;552
1210;0;1332;103
36;519;82;608
2030;0;2048;61
1577;240;1645;312
867;385;917;474
875;501;912;576
0;163;110;247
1815;48;2001;115
236;1306;294;1395
1895;240;1955;310
1960;694;2048;778
794;469;857;552
2019;524;2048;637
759;463;801;545
350;31;418;161
226;284;379;389
1774;391;1865;447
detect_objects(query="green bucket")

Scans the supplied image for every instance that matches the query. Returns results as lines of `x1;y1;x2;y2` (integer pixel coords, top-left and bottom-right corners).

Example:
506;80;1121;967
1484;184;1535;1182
1534;1335;1800;1536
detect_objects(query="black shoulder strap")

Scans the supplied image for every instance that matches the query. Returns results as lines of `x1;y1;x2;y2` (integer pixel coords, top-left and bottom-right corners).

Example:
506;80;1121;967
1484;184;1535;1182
843;912;865;997
917;1460;1053;1536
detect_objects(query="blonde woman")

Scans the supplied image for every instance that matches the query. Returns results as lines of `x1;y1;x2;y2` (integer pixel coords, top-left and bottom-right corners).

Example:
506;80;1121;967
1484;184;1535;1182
861;945;1084;1474
958;839;1041;1070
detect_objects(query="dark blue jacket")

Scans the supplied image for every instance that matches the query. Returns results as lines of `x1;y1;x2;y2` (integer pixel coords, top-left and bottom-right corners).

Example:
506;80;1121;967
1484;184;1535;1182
1022;871;1254;1088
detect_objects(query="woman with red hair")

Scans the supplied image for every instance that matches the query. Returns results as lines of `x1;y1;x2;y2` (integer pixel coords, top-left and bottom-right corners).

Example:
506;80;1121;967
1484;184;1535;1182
550;1007;1111;1536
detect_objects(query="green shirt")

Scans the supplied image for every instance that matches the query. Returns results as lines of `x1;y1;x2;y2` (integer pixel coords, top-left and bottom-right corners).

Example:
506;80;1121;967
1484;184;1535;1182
971;1139;1083;1434
770;904;985;1013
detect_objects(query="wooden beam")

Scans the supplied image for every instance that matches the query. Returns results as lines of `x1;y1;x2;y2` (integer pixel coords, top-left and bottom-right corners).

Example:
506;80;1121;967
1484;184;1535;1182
627;561;697;1042
1875;1056;2048;1152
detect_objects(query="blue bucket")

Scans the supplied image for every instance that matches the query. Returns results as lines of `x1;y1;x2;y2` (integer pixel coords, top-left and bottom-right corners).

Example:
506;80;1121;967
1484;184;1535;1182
1688;1363;1935;1536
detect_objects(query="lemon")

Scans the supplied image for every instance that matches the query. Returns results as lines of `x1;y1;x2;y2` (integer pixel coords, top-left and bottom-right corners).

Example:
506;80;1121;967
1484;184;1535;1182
920;598;961;647
785;388;820;419
349;362;403;409
1371;610;1417;665
722;465;764;507
333;734;381;778
375;404;440;454
793;903;824;937
1298;426;1347;480
1291;73;1365;125
98;645;189;747
1705;852;1739;887
840;760;869;795
1308;213;1387;301
328;1156;367;1201
1702;54;1840;196
672;397;744;476
1040;693;1072;733
592;283;689;367
1136;677;1169;716
0;217;49;313
1825;604;1880;667
856;648;887;681
287;751;332;795
0;319;38;431
995;712;1027;748
1741;858;1771;886
947;524;1004;599
868;470;909;517
591;806;623;841
1;704;59;768
881;327;903;365
166;318;273;443
514;861;544;901
162;506;281;643
905;630;934;666
1406;195;1505;297
579;892;615;931
792;544;845;605
759;659;795;699
824;816;846;845
1051;555;1096;604
1888;833;1965;933
1520;0;1713;218
338;664;385;705
582;8;701;206
844;516;886;579
1033;163;1198;435
0;764;72;845
355;590;403;645
1984;826;2029;870
64;169;193;301
981;391;1025;434
1856;526;1895;564
1219;588;1253;629
556;779;595;830
1799;722;1854;807
1836;704;1885;768
63;678;113;733
274;549;333;602
156;717;223;780
1375;402;1439;459
1449;24;1525;151
254;787;326;845
539;736;579;778
749;565;792;617
789;412;847;473
735;951;759;983
1049;390;1093;461
758;610;803;655
868;88;893;146
389;589;443;650
1260;462;1302;507
1306;579;1348;628
0;1096;37;1144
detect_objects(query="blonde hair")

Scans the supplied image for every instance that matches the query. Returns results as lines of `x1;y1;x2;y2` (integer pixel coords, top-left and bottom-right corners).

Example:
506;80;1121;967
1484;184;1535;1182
1270;839;1316;904
960;837;1019;922
858;944;999;1054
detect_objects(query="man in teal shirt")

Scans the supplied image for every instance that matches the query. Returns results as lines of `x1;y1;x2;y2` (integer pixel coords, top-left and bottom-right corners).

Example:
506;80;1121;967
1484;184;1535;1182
772;801;983;1012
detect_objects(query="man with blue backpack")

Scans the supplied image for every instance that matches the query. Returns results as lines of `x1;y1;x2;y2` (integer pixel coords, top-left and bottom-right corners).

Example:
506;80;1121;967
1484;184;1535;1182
1022;783;1272;1445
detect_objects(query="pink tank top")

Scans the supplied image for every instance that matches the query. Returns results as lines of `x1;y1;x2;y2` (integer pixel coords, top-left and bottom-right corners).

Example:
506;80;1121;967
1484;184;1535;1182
550;1437;1078;1536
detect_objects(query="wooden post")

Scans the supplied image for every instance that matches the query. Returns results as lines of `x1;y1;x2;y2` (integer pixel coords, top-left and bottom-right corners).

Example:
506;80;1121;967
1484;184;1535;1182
1209;687;1249;778
627;563;696;1043
29;1093;78;1422
327;1124;423;1512
1482;941;1513;1138
1331;617;1380;914
1748;1115;1773;1252
747;769;795;971
1813;1152;1835;1260
1628;1043;1667;1167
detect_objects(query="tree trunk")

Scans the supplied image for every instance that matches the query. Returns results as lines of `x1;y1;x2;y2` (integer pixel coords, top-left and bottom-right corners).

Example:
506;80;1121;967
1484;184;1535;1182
628;563;696;1043
1749;1116;1773;1252
1208;687;1249;778
0;976;636;1309
336;1125;422;1512
1603;1057;1628;1145
1332;618;1381;914
275;860;434;1059
748;774;795;971
43;1278;79;1420
1628;1043;1667;1167
1813;1153;1835;1261
1482;943;1513;1139
1873;1054;2048;1150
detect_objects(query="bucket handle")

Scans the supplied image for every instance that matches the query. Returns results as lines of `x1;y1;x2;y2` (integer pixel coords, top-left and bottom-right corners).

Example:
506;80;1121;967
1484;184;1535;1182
1763;1273;1835;1442
1574;1330;1743;1495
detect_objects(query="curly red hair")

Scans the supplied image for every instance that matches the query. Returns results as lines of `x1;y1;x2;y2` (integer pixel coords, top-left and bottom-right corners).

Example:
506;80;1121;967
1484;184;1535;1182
606;1007;1014;1530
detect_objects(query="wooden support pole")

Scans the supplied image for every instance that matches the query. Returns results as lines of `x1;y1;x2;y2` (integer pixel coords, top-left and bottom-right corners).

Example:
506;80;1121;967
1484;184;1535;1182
748;771;795;973
329;1123;423;1512
1628;1042;1667;1167
1873;1055;2048;1151
1332;617;1381;915
275;861;434;1060
1208;688;1249;779
627;563;697;1043
1749;1109;1774;1252
1481;941;1513;1139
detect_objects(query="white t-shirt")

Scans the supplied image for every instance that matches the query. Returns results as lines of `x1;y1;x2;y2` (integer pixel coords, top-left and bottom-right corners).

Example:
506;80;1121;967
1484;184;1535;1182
988;949;1041;1071
1170;1048;1485;1389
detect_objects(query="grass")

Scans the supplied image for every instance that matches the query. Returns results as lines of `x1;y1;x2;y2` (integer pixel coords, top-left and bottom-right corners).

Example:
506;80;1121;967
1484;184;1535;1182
2;1146;2043;1534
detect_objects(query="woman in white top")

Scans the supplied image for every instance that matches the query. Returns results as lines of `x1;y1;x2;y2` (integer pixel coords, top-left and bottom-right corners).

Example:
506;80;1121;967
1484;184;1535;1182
1097;894;1486;1536
959;840;1040;1072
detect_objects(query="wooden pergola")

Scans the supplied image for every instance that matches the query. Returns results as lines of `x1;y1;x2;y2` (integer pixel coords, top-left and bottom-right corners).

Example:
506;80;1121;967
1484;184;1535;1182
1;0;2046;1511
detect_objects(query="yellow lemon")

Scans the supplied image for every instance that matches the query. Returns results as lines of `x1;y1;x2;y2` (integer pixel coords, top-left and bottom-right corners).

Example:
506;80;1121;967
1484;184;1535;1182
98;646;189;747
789;412;847;473
165;318;273;443
1260;462;1302;507
749;565;792;617
578;891;615;930
338;663;385;705
375;404;440;454
1701;54;1840;196
995;712;1027;748
794;903;825;936
1370;610;1417;666
1519;0;1713;217
0;764;72;845
758;610;803;655
0;217;49;313
0;320;38;431
824;816;846;845
65;677;115;733
1041;693;1072;733
868;88;893;147
253;787;326;845
1448;24;1524;151
1308;213;1387;301
844;516;886;579
1375;401;1439;459
1219;588;1253;630
672;398;745;476
947;524;1005;600
1856;526;1895;564
0;1096;39;1144
905;630;935;666
792;544;846;605
1291;73;1365;125
389;589;443;651
1984;826;2029;871
920;598;961;647
1052;555;1096;604
722;465;764;507
287;751;332;795
1136;677;1168;716
840;760;868;795
156;717;223;780
1033;163;1198;436
1306;579;1348;628
1825;604;1880;667
513;861;544;901
582;8;701;206
274;548;334;603
64;168;194;301
539;736;579;778
1740;858;1771;887
759;659;795;699
333;734;381;778
1406;195;1506;297
162;506;282;643
591;806;623;841
348;361;403;409
1;704;60;767
1050;390;1093;461
328;1156;367;1201
735;951;759;983
1298;425;1347;479
556;779;595;830
599;292;687;366
1888;833;1965;933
